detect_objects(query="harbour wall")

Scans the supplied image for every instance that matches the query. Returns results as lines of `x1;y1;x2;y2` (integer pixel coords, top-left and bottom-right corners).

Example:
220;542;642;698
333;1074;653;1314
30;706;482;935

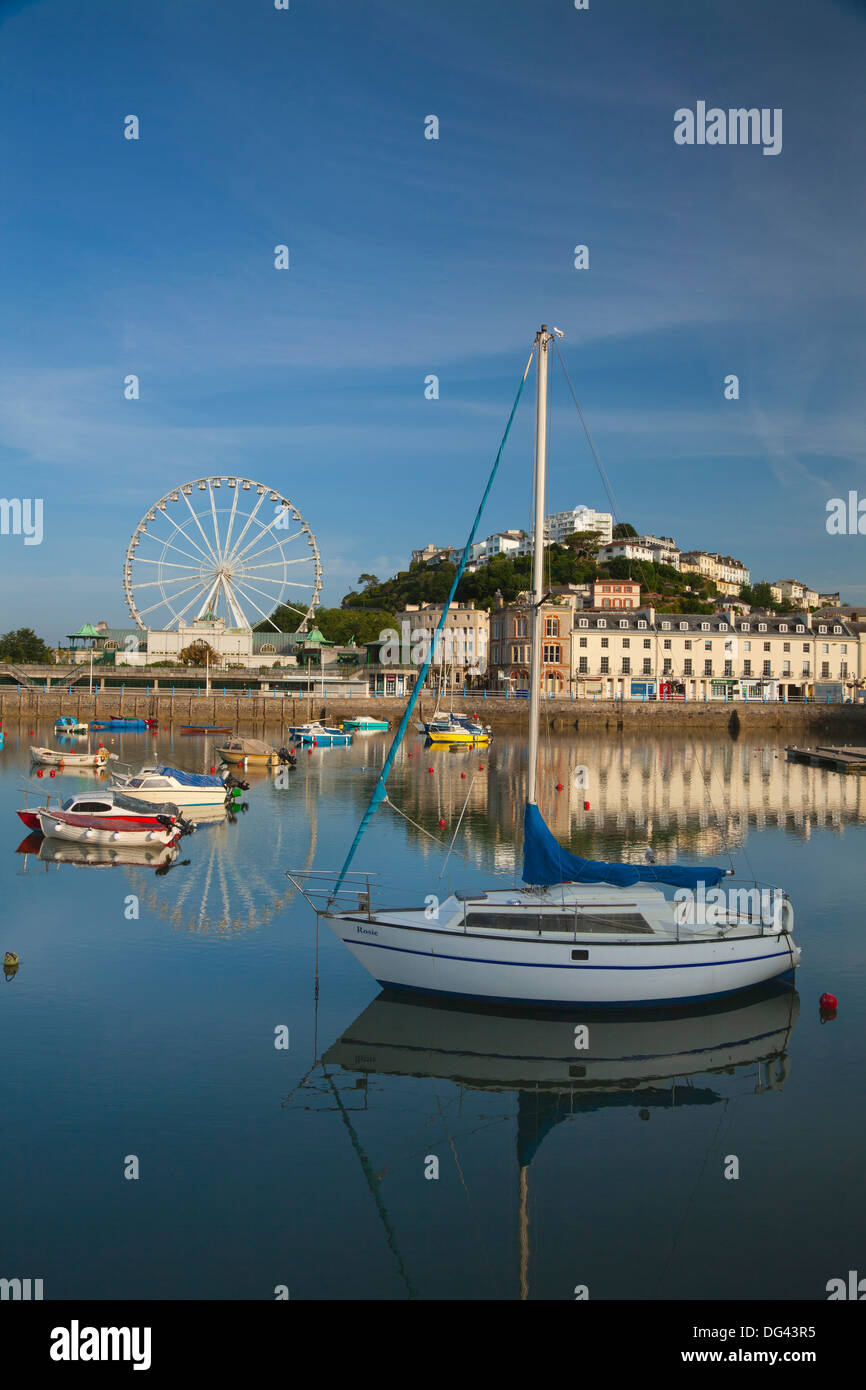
2;689;865;737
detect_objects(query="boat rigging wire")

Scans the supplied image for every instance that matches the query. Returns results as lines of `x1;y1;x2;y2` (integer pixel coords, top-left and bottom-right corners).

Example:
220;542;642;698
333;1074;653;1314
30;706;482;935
330;345;536;902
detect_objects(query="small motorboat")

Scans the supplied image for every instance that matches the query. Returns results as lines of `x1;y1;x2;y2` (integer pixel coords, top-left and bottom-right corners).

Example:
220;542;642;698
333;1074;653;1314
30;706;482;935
216;738;293;768
54;716;89;736
289;722;352;747
341;716;389;733
111;764;232;807
179;724;233;734
30;746;116;768
18;787;189;846
89;717;153;731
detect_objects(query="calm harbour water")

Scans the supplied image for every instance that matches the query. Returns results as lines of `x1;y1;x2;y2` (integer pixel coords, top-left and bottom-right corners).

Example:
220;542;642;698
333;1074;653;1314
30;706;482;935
1;720;864;1300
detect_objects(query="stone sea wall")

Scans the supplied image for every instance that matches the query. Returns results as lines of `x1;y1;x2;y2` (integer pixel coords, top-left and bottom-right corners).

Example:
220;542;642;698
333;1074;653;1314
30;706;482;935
2;688;865;737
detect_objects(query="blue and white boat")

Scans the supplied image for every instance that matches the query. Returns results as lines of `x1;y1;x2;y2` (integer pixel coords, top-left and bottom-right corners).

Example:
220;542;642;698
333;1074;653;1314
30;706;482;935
342;716;389;733
54;716;89;736
296;326;801;1007
110;764;230;807
289;722;352;747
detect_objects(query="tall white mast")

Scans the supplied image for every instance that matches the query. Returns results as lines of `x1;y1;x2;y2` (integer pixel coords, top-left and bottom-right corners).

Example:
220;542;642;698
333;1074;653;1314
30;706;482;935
527;325;553;807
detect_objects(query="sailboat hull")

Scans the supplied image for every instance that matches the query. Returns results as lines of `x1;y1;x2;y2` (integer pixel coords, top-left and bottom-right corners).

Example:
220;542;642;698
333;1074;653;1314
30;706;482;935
324;915;800;1007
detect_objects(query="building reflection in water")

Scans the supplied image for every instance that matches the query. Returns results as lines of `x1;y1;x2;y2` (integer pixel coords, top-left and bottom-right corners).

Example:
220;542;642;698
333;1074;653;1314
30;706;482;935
384;733;866;870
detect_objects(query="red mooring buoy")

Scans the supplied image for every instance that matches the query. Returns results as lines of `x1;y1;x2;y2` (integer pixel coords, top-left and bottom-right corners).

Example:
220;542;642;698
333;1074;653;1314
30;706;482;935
556;782;563;790
438;818;446;828
820;992;838;1011
584;800;591;810
428;767;434;773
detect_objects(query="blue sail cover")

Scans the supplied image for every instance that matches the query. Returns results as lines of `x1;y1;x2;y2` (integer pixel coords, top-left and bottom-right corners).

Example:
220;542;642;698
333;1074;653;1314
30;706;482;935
522;803;726;890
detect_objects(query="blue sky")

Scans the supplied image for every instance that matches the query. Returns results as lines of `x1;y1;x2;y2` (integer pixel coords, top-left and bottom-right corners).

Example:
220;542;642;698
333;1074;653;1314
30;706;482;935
1;0;865;640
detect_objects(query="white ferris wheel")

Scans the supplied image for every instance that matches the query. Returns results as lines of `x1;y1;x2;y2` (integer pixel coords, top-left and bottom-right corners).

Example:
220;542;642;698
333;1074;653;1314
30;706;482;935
123;476;322;632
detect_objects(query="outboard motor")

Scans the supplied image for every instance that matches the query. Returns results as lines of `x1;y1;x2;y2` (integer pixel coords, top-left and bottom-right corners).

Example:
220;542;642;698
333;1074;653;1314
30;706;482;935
224;772;250;791
277;746;297;767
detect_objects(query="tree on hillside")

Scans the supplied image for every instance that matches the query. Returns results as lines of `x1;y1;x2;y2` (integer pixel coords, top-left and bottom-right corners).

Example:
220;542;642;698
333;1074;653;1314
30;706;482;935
745;582;777;610
357;573;379;590
562;529;603;558
612;522;638;538
0;627;53;663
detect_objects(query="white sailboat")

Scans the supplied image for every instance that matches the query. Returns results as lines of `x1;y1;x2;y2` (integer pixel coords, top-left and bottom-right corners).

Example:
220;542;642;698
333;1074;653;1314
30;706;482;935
301;327;801;1006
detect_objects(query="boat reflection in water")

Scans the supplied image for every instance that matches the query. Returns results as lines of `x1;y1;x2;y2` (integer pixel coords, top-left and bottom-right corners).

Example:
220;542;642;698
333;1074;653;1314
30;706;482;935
16;832;185;874
313;983;799;1297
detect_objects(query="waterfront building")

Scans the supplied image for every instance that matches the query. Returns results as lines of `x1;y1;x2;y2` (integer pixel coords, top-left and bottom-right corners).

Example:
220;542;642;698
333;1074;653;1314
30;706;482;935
488;594;573;694
60;616;361;675
396;601;489;682
566;607;856;702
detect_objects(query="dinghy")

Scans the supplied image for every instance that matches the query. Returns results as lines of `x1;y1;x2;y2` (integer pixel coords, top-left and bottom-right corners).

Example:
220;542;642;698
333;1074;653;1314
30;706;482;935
30;746;115;769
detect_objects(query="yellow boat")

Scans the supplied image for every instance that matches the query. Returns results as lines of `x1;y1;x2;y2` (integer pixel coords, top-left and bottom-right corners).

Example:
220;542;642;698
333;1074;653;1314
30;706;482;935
424;715;491;745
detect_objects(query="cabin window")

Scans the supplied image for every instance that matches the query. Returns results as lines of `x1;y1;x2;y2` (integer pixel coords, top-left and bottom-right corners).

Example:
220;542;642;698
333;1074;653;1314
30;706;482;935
463;911;652;934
